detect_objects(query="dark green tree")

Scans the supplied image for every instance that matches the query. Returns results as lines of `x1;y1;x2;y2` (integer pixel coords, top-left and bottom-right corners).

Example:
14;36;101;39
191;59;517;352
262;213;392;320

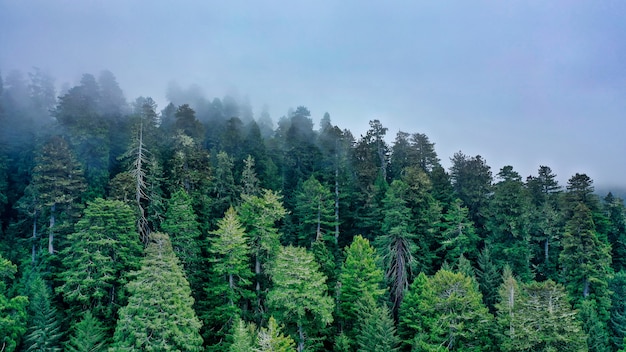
293;175;336;246
22;274;63;352
609;271;626;351
439;198;479;265
354;296;400;352
375;180;416;316
449;152;492;234
111;232;203;351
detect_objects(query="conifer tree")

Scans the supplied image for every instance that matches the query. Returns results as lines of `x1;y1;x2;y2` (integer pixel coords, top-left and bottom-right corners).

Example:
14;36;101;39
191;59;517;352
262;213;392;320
111;232;203;351
255;316;296;352
161;189;202;290
57;198;141;324
238;190;286;321
293;175;336;246
354;296;400;352
337;235;386;339
65;311;107;352
439;199;479;264
267;245;334;352
229;318;256;352
22;274;63;352
204;207;253;347
610;271;626;351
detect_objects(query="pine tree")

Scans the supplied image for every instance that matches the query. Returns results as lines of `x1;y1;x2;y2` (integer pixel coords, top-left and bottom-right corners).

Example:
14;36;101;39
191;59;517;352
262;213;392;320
610;271;626;351
65;311;107;352
111;232;203;351
255;316;296;352
375;180;416;317
161;189;202;290
476;246;501;311
204;207;253;347
439;198;479;265
337;235;386;339
293;175;336;246
229;318;256;352
22;274;63;352
57;198;141;324
267;245;334;352
354;296;400;352
241;155;261;197
238;190;287;321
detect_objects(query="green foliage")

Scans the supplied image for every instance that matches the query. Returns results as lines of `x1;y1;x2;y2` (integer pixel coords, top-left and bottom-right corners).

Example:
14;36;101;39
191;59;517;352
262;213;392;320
375;180;416;316
22;274;63;352
399;269;494;351
161;189;202;288
65;311;108;352
0;255;28;352
204;207;253;346
354;296;400;352
610;271;626;351
255;316;296;352
267;245;334;351
57;198;141;324
338;235;386;338
293;175;336;246
111;232;203;351
476;246;502;312
439;198;479;265
229;317;256;352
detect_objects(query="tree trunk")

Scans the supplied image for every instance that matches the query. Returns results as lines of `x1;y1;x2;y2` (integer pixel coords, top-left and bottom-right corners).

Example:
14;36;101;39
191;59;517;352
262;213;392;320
334;166;340;244
32;210;37;263
316;201;322;241
544;238;549;263
48;204;55;254
298;323;305;352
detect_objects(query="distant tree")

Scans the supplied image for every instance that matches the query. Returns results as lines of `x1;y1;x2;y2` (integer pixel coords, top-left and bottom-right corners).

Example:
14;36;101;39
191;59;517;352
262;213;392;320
609;271;626;351
111;232;203;351
439;198;479;264
174;104;204;141
31;135;86;254
410;132;441;173
604;193;626;271
293;175;336;246
241;155;261;197
449;152;492;233
389;131;412;180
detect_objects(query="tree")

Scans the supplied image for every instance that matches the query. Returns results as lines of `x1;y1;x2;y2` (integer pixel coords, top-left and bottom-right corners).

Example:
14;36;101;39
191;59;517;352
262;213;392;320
375;180;416;317
400;269;493;350
293;175;336;246
111;232;203;351
485;166;532;281
496;275;587;352
241;155;261;197
238;190;287;321
449;152;492;234
21;274;63;352
609;271;626;351
267;245;334;352
337;235;386;339
31;135;86;254
439;198;479;264
0;255;28;352
229;318;256;352
255;316;296;352
174;104;204;141
476;246;501;311
57;198;141;325
65;311;107;352
204;207;253;347
354;296;400;352
161;189;202;290
410;132;441;173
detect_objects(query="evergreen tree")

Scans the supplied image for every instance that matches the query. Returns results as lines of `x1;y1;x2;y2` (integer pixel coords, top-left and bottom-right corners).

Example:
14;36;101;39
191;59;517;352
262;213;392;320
609;271;626;351
22;274;63;352
255;316;297;352
241;155;261;197
476;246;501;311
229;317;256;352
204;207;253;347
238;190;286;321
57;198;141;325
31;135;86;254
337;235;386;339
449;152;492;234
375;180;416;317
354;296;400;352
111;232;203;351
410;132;441;174
161;189;202;290
65;311;107;352
604;193;626;271
0;255;28;352
439;198;479;265
293;175;336;246
267;245;334;352
485;166;532;281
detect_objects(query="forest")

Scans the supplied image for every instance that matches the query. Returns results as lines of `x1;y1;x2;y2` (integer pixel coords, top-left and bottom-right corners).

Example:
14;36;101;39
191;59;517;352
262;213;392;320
0;68;625;352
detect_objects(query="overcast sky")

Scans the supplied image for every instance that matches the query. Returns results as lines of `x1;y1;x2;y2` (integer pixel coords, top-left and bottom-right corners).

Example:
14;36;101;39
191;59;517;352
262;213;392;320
1;1;625;188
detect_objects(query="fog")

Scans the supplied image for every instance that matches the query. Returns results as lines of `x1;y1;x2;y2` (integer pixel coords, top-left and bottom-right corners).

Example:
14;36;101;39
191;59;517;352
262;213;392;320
2;0;626;188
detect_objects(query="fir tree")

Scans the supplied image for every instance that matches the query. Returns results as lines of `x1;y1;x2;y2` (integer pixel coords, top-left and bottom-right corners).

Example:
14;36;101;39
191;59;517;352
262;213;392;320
65;311;107;352
111;232;203;351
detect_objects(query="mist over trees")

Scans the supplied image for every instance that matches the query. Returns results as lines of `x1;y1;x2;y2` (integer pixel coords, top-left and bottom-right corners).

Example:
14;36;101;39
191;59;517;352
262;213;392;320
1;68;626;351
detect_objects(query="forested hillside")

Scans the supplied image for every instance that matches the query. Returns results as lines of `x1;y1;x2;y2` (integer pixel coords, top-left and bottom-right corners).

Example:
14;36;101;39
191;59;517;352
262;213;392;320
1;69;625;352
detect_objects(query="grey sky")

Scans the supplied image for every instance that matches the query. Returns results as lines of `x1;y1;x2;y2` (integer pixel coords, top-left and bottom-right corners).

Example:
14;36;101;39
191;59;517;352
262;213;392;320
1;1;625;187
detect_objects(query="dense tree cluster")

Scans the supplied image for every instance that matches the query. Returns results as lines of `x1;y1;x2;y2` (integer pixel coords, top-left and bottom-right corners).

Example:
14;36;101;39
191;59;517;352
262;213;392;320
1;68;626;351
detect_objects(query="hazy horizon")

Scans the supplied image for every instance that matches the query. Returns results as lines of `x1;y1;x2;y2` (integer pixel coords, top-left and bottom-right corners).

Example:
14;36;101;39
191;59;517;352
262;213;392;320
2;0;625;188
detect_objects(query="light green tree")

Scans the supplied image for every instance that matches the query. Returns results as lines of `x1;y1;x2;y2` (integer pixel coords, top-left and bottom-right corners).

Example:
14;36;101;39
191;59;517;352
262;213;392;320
22;274;62;352
267;245;334;352
0;255;28;352
111;232;203;351
255;316;296;352
65;311;107;352
354;296;400;352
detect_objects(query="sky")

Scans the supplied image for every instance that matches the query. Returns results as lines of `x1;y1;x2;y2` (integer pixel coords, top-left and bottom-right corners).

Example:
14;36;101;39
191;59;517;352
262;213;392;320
1;0;626;188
